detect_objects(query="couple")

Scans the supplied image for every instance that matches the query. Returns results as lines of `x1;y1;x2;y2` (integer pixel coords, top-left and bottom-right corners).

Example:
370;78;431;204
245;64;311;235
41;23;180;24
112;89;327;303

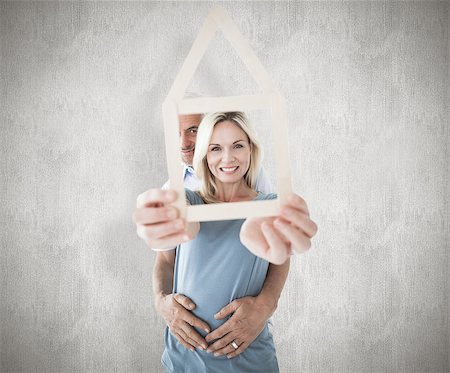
133;111;317;372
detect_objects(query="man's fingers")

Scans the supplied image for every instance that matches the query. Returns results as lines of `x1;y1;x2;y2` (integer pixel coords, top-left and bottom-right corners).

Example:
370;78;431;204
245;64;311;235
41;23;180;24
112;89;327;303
205;321;232;343
210;337;243;357
136;189;177;208
173;294;211;333
173;294;196;310
274;219;311;254
261;222;290;265
206;333;235;354
132;206;178;225
174;324;201;350
179;322;208;350
185;313;211;334
214;301;238;320
166;294;209;351
205;300;240;342
279;209;318;238
227;341;249;359
172;331;195;352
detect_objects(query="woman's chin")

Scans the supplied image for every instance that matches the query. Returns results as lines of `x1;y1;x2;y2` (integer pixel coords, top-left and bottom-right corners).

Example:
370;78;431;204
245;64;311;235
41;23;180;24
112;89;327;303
216;175;242;184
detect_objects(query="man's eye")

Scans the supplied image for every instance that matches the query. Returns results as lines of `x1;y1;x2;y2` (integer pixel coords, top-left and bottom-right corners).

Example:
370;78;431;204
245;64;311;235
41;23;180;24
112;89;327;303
189;128;198;135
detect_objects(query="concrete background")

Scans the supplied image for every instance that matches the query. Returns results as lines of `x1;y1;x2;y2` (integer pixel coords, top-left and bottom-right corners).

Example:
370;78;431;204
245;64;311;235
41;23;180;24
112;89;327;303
1;1;448;372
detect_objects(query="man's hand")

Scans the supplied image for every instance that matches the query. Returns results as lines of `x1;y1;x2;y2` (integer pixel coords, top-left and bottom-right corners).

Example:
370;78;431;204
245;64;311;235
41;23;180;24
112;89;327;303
240;193;318;264
156;292;211;352
204;295;275;359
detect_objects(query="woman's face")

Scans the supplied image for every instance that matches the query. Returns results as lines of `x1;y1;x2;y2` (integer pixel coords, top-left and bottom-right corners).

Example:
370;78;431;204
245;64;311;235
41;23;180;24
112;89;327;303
206;120;251;185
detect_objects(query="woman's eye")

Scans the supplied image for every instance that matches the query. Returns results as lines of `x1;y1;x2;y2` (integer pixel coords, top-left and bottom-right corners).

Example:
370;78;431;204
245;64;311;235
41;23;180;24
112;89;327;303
234;144;243;149
211;147;220;151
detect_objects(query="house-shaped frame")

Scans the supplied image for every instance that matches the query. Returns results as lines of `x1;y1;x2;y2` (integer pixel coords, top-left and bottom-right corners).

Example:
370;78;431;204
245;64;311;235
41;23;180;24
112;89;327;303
162;6;292;222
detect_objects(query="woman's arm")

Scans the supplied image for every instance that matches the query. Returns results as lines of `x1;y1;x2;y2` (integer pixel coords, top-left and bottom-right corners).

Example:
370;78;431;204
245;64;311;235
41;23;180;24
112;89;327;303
240;193;318;264
133;188;199;250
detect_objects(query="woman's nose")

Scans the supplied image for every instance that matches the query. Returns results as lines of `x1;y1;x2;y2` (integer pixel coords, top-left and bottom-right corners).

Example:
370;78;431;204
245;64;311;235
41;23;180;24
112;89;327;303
222;148;234;162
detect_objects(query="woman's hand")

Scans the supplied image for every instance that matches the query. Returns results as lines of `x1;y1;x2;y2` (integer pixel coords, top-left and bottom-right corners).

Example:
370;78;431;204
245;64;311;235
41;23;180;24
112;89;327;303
133;189;198;250
240;193;317;264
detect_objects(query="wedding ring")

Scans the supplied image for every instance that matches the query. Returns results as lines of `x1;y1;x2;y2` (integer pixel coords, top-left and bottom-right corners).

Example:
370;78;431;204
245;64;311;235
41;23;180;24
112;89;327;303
231;341;239;350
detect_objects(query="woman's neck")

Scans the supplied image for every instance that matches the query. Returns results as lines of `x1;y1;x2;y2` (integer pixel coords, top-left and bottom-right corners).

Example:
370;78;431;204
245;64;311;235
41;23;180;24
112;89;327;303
214;180;257;202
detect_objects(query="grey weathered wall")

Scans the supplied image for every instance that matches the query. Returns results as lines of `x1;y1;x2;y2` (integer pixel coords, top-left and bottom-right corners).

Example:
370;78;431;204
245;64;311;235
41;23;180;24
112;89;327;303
1;2;448;372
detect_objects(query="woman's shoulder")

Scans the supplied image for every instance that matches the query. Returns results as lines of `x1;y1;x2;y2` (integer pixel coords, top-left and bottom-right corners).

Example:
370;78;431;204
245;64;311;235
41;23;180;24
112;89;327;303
185;188;205;205
255;192;278;201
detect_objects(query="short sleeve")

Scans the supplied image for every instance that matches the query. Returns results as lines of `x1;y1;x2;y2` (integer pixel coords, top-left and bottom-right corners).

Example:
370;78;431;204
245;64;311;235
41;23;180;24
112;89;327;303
185;189;204;206
256;192;277;201
255;168;274;194
263;192;277;200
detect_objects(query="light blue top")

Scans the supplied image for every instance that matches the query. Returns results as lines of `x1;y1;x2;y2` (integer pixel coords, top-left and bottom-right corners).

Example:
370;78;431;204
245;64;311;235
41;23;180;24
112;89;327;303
163;165;273;193
161;189;279;373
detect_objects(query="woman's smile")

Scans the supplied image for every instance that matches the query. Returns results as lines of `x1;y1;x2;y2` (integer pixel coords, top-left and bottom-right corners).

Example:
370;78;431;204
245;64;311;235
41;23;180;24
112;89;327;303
220;166;239;173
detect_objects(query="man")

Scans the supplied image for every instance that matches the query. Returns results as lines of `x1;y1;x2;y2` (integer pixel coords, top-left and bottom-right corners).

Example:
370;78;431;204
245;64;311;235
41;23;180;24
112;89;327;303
133;112;290;358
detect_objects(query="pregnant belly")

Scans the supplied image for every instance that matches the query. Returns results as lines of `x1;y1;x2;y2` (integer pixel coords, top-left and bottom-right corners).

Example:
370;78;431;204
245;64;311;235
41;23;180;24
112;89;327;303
184;287;234;337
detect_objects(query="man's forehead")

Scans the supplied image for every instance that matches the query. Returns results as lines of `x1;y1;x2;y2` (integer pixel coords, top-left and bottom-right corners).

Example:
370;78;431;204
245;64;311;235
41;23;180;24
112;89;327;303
178;114;202;127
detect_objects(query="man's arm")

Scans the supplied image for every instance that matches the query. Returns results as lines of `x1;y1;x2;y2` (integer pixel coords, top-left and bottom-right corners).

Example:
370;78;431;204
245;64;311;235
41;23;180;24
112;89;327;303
257;259;290;316
152;251;176;304
133;188;208;352
153;250;210;352
205;258;290;358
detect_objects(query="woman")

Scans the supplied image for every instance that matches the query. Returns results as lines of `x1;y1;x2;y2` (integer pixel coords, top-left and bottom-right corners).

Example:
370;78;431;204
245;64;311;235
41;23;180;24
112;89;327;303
144;112;317;372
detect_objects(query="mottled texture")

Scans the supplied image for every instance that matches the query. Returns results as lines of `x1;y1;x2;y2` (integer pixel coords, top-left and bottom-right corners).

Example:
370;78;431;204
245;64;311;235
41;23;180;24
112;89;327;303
0;2;448;372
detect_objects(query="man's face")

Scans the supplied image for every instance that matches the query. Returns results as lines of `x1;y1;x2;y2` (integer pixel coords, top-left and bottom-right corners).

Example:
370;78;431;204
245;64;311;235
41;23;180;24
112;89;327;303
179;114;203;166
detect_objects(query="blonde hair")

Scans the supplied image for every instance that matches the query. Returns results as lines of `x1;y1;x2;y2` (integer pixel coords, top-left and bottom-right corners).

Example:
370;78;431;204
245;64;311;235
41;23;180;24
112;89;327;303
193;112;262;203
